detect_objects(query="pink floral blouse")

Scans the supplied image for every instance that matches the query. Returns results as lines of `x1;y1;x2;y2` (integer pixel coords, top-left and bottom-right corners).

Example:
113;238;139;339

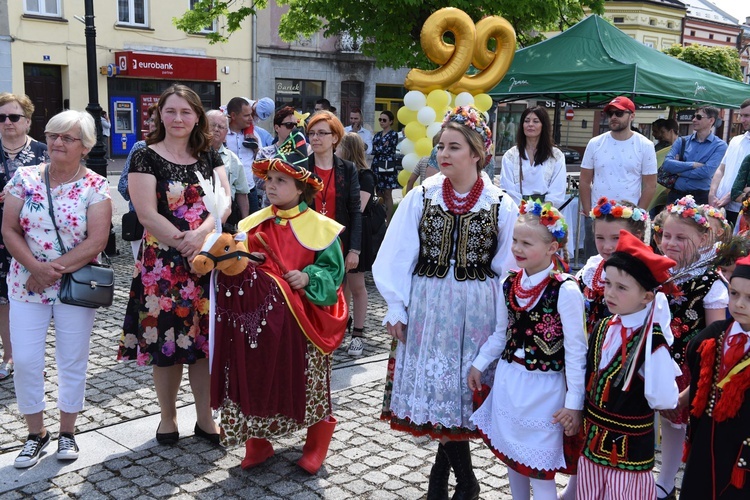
6;166;111;304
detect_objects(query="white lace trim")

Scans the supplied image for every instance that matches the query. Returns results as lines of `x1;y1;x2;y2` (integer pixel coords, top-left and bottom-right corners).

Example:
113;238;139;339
422;172;504;214
383;308;408;327
578;255;603;288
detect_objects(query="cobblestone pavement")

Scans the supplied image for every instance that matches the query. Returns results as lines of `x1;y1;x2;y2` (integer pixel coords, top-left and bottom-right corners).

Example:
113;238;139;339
0;170;680;498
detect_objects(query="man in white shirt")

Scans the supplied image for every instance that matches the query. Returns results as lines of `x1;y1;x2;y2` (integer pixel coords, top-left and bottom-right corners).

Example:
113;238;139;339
709;98;750;225
225;97;262;214
344;107;373;154
579;96;657;258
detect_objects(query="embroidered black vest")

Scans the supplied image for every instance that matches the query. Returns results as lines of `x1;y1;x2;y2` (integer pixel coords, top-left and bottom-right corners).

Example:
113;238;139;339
500;271;571;372
414;192;500;281
669;271;720;367
582;317;669;471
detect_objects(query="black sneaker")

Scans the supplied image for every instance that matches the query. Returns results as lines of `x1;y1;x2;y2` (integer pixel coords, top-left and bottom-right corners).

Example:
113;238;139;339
14;432;51;468
56;433;79;461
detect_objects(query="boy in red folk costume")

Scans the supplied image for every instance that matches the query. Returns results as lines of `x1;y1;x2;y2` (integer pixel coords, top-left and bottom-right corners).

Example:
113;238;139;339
681;255;750;500
209;135;348;474
577;230;680;499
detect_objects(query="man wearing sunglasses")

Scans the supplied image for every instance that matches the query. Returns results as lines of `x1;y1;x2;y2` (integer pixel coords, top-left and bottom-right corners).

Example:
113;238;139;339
662;106;727;205
344;108;373;154
709;99;750;225
579;96;658;258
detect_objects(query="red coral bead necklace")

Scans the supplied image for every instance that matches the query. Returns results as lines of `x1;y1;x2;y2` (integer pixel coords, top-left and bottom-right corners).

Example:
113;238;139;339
442;176;483;214
510;271;551;312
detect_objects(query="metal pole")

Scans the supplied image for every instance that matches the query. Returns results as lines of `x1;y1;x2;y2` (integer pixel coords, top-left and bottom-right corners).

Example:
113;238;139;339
83;0;107;178
553;97;562;145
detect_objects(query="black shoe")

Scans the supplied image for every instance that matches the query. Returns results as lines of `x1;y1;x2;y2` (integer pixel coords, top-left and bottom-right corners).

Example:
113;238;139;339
156;423;179;445
656;484;676;500
14;431;51;468
442;441;480;500
194;423;221;445
427;443;451;500
56;432;79;461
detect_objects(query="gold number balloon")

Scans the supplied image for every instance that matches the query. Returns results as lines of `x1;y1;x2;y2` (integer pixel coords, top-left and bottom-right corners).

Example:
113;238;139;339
404;8;475;93
449;16;516;94
405;8;517;95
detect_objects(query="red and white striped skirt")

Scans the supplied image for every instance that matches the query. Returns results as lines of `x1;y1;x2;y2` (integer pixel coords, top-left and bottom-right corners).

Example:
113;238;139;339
576;456;656;500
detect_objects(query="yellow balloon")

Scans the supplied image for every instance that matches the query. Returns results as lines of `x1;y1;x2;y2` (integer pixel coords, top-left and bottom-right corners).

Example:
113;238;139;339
398;169;411;187
415;137;433;157
474;93;493;112
404;121;427;141
397;106;418;125
426;89;450;109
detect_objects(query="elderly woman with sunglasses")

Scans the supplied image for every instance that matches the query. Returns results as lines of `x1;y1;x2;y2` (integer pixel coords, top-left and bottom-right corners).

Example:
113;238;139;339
0;92;48;381
2;110;111;468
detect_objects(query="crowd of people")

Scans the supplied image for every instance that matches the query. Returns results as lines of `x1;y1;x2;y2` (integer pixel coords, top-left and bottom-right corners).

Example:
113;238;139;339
1;86;749;500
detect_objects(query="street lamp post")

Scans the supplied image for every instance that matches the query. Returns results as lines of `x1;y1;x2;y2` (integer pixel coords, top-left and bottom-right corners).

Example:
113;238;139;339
83;0;107;178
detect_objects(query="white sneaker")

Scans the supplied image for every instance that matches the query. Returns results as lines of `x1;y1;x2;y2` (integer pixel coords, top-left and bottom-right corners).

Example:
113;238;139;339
56;433;79;461
347;337;364;356
14;432;51;468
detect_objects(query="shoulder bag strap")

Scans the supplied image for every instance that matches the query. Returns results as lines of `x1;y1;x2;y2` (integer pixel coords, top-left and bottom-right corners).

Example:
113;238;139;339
679;136;687;161
44;166;68;255
518;149;524;198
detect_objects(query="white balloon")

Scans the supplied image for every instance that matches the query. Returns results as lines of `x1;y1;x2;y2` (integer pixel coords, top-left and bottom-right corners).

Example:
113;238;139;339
404;90;427;111
398;138;415;156
401;153;420;173
455;92;474;107
417;106;437;126
426;122;443;139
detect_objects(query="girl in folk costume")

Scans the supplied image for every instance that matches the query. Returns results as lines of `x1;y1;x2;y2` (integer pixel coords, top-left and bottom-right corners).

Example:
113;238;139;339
577;230;680;500
468;200;587;500
657;195;728;499
207;137;348;474
577;197;650;326
681;255;750;500
373;105;517;500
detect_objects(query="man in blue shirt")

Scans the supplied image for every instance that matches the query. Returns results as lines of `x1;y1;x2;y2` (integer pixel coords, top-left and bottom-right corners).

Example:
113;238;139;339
662;106;727;205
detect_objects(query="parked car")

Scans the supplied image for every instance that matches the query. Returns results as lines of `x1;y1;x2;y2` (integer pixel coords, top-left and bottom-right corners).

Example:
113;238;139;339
560;147;581;164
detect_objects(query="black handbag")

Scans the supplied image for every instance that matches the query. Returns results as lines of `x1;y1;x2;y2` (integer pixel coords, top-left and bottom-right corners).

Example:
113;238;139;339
656;137;685;190
45;167;114;308
121;210;143;241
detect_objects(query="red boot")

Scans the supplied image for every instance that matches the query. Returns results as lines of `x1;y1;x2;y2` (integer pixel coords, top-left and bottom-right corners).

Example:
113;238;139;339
240;438;274;469
297;416;337;474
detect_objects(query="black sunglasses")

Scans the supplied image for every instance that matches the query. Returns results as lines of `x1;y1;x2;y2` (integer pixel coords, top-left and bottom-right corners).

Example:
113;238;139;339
606;109;630;118
279;122;296;130
379;118;389;122
693;113;705;120
0;114;25;123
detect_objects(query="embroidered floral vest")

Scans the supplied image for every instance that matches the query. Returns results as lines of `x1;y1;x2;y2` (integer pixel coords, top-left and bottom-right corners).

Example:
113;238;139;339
669;271;720;367
414;195;499;281
582;318;669;471
500;271;571;372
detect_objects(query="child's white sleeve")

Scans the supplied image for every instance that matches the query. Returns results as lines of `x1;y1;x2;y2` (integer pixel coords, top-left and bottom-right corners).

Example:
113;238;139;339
472;277;511;372
644;345;680;410
560;280;588;410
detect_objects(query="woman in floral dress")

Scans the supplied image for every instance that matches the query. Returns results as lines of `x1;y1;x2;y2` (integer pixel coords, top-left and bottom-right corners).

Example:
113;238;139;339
373;106;517;499
118;85;230;446
371;110;399;220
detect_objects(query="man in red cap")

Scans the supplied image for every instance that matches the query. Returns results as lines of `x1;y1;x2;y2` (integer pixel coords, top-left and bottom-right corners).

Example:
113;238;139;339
681;255;750;500
579;96;658;259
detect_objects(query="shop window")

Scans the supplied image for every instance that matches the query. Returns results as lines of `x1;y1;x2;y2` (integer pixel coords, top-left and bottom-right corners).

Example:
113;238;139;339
613;17;624;23
667;21;674;29
118;0;148;27
690;30;696;37
709;34;714;40
188;0;217;33
649;18;656;26
274;79;325;114
24;0;61;17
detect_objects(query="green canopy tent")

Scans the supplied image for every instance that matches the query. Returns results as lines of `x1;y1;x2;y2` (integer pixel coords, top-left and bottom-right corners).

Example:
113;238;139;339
489;15;750;109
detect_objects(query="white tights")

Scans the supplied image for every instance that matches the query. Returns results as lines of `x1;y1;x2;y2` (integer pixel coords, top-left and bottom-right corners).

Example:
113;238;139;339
507;468;558;500
655;415;685;494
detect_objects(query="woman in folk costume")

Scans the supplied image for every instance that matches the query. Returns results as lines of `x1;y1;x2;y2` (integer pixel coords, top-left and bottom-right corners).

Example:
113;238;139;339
207;135;348;474
681;255;750;500
577;230;680;500
373;105;517;500
468;200;587;500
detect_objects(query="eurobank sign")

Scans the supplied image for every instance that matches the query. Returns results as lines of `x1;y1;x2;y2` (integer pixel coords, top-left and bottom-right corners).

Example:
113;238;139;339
114;51;217;81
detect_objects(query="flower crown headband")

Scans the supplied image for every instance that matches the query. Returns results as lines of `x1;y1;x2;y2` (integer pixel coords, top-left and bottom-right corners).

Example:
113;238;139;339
442;105;493;157
590;196;649;223
519;198;568;242
702;205;729;229
666;195;710;229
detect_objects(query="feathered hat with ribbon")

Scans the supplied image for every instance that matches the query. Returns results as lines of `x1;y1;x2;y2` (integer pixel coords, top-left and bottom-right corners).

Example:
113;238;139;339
252;130;323;192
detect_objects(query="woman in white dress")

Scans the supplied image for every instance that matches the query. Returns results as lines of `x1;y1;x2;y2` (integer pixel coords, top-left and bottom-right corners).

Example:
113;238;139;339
373;105;517;500
499;106;567;208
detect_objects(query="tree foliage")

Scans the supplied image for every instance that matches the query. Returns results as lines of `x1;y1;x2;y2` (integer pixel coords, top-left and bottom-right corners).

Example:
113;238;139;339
663;44;743;81
175;0;605;69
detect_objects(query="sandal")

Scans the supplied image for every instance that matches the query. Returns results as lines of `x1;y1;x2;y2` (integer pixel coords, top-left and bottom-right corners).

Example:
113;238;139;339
0;361;13;380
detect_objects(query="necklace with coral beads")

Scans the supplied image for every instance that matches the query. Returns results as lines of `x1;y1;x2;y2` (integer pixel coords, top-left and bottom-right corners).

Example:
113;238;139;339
590;260;606;294
509;271;552;312
442;176;483;214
